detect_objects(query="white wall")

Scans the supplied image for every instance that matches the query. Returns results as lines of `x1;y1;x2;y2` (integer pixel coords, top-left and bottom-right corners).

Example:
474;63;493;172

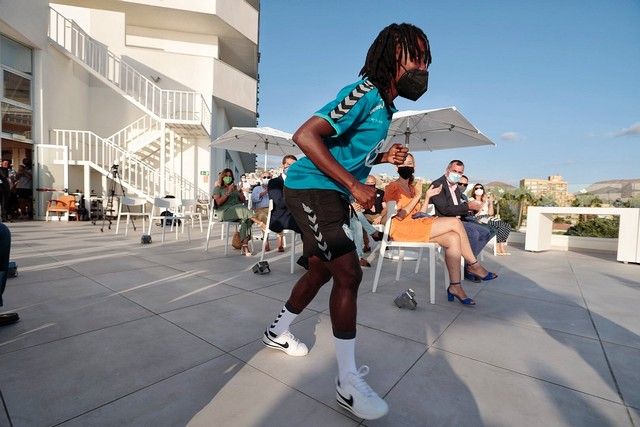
0;0;49;49
42;49;92;136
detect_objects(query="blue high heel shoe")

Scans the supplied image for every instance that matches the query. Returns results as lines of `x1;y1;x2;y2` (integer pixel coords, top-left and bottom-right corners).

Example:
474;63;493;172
467;260;498;281
447;282;476;305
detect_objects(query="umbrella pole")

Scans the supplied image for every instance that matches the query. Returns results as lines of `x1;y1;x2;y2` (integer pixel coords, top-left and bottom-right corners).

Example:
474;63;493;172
264;141;268;170
404;127;411;147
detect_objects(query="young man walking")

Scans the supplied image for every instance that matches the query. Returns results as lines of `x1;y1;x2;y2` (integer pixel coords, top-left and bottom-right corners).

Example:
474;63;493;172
262;23;432;420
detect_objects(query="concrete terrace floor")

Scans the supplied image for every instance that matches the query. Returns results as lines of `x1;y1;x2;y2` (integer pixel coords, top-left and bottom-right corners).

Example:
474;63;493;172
0;220;638;427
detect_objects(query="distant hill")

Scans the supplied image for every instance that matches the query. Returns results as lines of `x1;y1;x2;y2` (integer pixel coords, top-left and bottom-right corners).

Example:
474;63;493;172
585;179;640;200
485;181;517;191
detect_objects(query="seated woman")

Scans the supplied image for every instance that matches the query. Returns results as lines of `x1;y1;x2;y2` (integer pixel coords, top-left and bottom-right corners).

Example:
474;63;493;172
212;169;255;256
383;154;497;305
470;183;511;255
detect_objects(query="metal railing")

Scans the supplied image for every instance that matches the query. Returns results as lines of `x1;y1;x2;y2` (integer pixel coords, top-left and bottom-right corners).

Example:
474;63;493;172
109;115;162;153
51;129;207;200
48;7;212;134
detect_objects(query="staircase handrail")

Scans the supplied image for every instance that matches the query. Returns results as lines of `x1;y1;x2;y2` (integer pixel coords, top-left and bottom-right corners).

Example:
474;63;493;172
51;129;206;200
48;7;212;134
108;115;161;153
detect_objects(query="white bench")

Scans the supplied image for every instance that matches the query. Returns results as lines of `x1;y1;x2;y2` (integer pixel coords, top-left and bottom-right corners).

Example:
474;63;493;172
525;206;640;263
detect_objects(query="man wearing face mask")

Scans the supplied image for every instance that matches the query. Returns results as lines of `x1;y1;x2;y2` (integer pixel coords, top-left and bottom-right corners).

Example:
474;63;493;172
430;160;495;282
261;23;429;420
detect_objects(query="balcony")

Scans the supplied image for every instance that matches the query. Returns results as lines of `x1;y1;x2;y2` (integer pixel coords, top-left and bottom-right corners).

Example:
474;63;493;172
212;57;257;117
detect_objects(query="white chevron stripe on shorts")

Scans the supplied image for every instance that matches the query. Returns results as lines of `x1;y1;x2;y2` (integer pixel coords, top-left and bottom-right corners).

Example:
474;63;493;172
301;202;332;261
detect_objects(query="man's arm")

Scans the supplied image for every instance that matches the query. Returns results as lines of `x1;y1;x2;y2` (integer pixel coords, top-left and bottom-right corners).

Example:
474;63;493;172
430;179;470;217
292;116;376;208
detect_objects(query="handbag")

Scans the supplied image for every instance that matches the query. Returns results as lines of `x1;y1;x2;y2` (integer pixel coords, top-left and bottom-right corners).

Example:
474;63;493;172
231;230;242;249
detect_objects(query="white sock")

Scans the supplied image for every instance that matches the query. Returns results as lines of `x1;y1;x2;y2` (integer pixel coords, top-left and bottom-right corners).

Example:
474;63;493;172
335;337;357;384
268;305;297;336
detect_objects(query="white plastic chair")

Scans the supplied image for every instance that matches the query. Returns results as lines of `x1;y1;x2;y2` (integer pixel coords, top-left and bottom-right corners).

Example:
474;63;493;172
180;199;204;233
147;197;190;243
204;201;239;255
259;199;300;274
115;196;148;236
371;201;440;304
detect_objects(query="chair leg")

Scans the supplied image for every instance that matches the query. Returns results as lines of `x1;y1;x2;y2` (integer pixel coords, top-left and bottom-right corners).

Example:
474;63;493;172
372;243;386;293
224;223;230;256
429;248;435;304
415;247;424;274
204;222;213;251
260;229;268;262
396;249;405;281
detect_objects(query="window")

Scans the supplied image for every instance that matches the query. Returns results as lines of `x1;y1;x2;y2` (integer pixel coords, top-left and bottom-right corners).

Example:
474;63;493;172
1;35;32;75
3;70;30;105
1;35;33;140
1;102;32;139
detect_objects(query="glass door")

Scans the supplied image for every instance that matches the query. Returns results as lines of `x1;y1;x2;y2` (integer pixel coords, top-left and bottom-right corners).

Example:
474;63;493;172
34;144;68;219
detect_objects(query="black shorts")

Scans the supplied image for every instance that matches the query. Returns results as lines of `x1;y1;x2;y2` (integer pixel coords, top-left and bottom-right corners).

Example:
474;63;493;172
284;187;355;262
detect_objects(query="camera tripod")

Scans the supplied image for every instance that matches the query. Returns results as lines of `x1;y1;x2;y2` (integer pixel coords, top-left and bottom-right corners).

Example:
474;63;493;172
100;164;136;232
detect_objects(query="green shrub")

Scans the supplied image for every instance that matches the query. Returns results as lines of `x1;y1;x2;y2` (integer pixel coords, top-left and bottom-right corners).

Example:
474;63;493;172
565;217;619;238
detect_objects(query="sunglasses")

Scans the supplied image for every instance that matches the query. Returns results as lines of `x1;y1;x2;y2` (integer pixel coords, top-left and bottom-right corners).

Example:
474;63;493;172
457;183;468;187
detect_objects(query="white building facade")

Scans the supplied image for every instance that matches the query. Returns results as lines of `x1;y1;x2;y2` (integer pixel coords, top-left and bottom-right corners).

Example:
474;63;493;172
0;0;259;218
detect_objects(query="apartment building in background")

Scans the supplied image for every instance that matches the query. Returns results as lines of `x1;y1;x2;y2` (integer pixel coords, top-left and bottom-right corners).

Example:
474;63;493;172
520;175;574;206
0;0;259;218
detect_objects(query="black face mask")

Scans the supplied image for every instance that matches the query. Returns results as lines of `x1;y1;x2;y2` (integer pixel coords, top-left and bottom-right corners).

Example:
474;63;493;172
398;166;415;180
396;67;429;101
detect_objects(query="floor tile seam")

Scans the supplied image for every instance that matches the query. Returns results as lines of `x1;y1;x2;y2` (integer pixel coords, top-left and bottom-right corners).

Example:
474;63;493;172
0;387;14;427
94;277;249;316
383;309;465;399
153;287;322;318
599;339;640;352
459;308;600;342
65;262;167;277
245;289;324;316
480;285;589;308
570;259;629;408
429;345;626;406
50;353;230;427
0;312;156;357
236;354;358;423
152;313;228;353
481;287;586;309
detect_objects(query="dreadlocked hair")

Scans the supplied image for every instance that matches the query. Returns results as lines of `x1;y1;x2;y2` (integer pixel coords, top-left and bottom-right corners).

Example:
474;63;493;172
359;23;432;109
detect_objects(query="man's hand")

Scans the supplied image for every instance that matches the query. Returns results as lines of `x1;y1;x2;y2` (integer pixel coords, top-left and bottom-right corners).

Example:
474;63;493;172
384;144;409;165
351;182;376;210
426;184;442;200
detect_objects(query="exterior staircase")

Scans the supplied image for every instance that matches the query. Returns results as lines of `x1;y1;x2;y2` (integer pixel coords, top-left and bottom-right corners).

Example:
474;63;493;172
47;7;211;201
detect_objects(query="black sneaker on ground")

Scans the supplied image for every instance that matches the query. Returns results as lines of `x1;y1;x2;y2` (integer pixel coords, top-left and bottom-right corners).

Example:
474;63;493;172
0;313;19;326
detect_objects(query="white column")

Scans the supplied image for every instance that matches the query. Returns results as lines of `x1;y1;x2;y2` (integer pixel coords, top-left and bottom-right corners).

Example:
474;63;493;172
83;164;91;212
159;122;166;196
169;129;175;195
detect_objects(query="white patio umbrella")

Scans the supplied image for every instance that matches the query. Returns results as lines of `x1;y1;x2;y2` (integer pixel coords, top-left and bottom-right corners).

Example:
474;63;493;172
384;107;495;151
210;126;301;170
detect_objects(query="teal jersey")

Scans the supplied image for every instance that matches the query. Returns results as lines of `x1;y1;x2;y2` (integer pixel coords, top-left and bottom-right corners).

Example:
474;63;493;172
285;79;396;195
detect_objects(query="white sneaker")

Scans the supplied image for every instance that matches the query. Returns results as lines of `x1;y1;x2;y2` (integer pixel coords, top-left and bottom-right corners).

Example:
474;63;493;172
335;366;389;420
262;329;308;356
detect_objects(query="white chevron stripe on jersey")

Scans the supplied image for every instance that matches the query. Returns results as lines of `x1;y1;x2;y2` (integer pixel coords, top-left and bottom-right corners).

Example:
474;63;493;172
329;80;375;122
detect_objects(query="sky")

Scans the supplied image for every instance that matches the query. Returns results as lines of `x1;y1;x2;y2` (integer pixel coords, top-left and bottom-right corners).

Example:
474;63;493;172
256;0;640;192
